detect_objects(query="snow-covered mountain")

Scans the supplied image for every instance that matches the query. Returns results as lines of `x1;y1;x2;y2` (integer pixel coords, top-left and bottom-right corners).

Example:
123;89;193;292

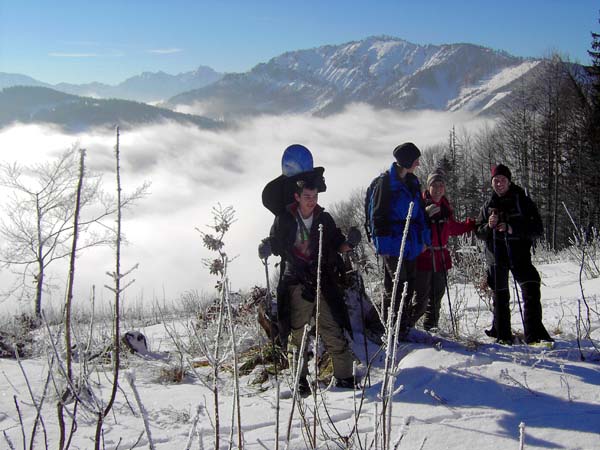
167;36;544;118
0;66;223;103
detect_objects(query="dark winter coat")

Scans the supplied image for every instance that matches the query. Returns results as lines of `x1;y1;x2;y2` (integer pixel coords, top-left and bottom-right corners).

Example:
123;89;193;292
268;203;350;345
416;192;476;272
371;163;430;260
475;183;543;266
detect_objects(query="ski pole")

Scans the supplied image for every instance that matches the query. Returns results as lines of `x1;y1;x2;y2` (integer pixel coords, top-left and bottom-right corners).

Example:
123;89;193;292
263;258;273;318
492;227;498;335
429;235;437;330
262;252;282;450
504;232;525;330
435;221;456;337
348;250;371;386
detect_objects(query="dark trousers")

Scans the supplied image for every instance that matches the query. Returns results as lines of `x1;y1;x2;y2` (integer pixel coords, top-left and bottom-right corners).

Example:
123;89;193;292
414;270;446;330
487;260;552;343
382;255;417;332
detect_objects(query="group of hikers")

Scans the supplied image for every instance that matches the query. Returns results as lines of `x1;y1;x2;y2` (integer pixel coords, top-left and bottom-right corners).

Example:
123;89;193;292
258;142;553;394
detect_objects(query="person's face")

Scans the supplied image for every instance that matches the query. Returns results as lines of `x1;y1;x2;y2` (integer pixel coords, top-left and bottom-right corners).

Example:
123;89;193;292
492;175;510;196
429;180;445;202
295;188;318;217
406;158;420;173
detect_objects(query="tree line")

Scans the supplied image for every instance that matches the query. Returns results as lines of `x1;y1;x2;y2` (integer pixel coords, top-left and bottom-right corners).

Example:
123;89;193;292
419;44;600;250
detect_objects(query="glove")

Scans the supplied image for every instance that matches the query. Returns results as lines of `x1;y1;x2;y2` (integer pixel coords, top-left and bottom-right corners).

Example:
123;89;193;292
258;238;272;259
425;203;441;218
346;226;362;248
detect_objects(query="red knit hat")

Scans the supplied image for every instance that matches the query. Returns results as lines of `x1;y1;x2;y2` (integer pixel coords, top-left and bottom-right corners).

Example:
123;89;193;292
491;164;511;181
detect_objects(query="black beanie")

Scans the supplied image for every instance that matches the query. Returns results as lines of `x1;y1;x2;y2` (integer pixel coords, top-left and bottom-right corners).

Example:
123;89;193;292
393;142;421;169
491;164;512;181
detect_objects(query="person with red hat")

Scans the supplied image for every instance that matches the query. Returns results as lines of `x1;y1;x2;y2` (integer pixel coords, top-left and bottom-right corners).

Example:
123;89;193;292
475;164;553;344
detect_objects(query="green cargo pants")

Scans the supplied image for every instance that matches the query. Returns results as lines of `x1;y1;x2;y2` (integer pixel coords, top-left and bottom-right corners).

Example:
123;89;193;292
288;284;354;380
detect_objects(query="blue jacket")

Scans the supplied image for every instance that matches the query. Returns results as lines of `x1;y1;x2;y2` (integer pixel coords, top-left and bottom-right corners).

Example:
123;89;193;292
371;163;430;260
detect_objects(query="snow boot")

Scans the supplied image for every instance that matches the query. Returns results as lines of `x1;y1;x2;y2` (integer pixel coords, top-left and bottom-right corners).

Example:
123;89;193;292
297;377;311;397
334;376;359;390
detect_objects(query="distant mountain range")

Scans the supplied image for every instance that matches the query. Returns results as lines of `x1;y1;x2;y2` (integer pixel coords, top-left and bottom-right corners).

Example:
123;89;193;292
0;86;221;132
1;36;587;129
0;66;223;103
166;36;554;118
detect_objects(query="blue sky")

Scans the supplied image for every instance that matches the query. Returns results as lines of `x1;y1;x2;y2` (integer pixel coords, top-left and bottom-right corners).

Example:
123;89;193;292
1;0;598;84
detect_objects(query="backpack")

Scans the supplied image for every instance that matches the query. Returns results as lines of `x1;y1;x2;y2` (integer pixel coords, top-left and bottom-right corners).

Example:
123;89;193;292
364;171;388;243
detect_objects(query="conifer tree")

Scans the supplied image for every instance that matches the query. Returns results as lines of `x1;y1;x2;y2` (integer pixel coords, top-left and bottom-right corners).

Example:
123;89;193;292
588;11;600;114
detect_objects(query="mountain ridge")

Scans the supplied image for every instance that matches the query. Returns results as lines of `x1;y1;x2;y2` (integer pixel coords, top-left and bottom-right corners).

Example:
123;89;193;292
165;36;539;117
0;65;224;103
0;85;222;132
2;36;586;123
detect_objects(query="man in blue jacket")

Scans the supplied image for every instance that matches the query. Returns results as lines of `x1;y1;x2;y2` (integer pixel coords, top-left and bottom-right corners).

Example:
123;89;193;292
369;143;430;337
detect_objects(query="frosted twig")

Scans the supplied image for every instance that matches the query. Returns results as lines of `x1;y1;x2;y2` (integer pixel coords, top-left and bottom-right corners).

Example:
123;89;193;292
184;404;203;450
125;371;156;450
559;364;572;402
12;395;26;449
285;324;310;448
519;421;526;450
424;388;447;404
2;430;15;450
499;369;538;396
2;370;20;394
312;223;324;449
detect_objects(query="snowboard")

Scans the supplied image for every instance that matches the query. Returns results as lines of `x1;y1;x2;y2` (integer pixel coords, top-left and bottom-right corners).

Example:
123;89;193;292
281;144;314;176
262;144;326;216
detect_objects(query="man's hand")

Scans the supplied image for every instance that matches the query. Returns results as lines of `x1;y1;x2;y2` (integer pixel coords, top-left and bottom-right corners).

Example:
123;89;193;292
339;242;352;253
258;238;272;259
496;223;512;234
346;226;362;248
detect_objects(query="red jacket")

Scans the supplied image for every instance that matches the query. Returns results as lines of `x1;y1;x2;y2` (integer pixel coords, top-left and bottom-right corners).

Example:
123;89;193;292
416;193;475;272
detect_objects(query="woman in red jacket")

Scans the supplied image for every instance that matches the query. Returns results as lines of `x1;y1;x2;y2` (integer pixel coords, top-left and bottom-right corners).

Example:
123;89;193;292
410;170;475;331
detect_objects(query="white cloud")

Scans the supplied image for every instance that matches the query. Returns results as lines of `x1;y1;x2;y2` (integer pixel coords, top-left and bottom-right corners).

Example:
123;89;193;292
0;106;491;311
147;48;183;55
48;52;99;58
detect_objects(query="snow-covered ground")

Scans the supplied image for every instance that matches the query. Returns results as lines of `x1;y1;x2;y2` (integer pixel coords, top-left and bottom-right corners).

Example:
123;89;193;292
1;258;599;449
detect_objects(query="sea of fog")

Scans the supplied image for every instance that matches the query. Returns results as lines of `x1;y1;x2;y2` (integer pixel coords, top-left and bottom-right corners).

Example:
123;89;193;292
0;105;490;313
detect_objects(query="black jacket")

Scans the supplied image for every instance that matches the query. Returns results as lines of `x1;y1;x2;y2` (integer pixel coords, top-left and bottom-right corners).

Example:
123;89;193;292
268;203;350;345
476;184;543;266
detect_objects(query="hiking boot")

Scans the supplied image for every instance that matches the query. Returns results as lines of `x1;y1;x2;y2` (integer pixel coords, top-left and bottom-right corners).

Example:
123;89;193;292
496;336;514;346
334;376;359;390
525;336;555;345
297;377;311;397
484;327;497;338
397;327;410;341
